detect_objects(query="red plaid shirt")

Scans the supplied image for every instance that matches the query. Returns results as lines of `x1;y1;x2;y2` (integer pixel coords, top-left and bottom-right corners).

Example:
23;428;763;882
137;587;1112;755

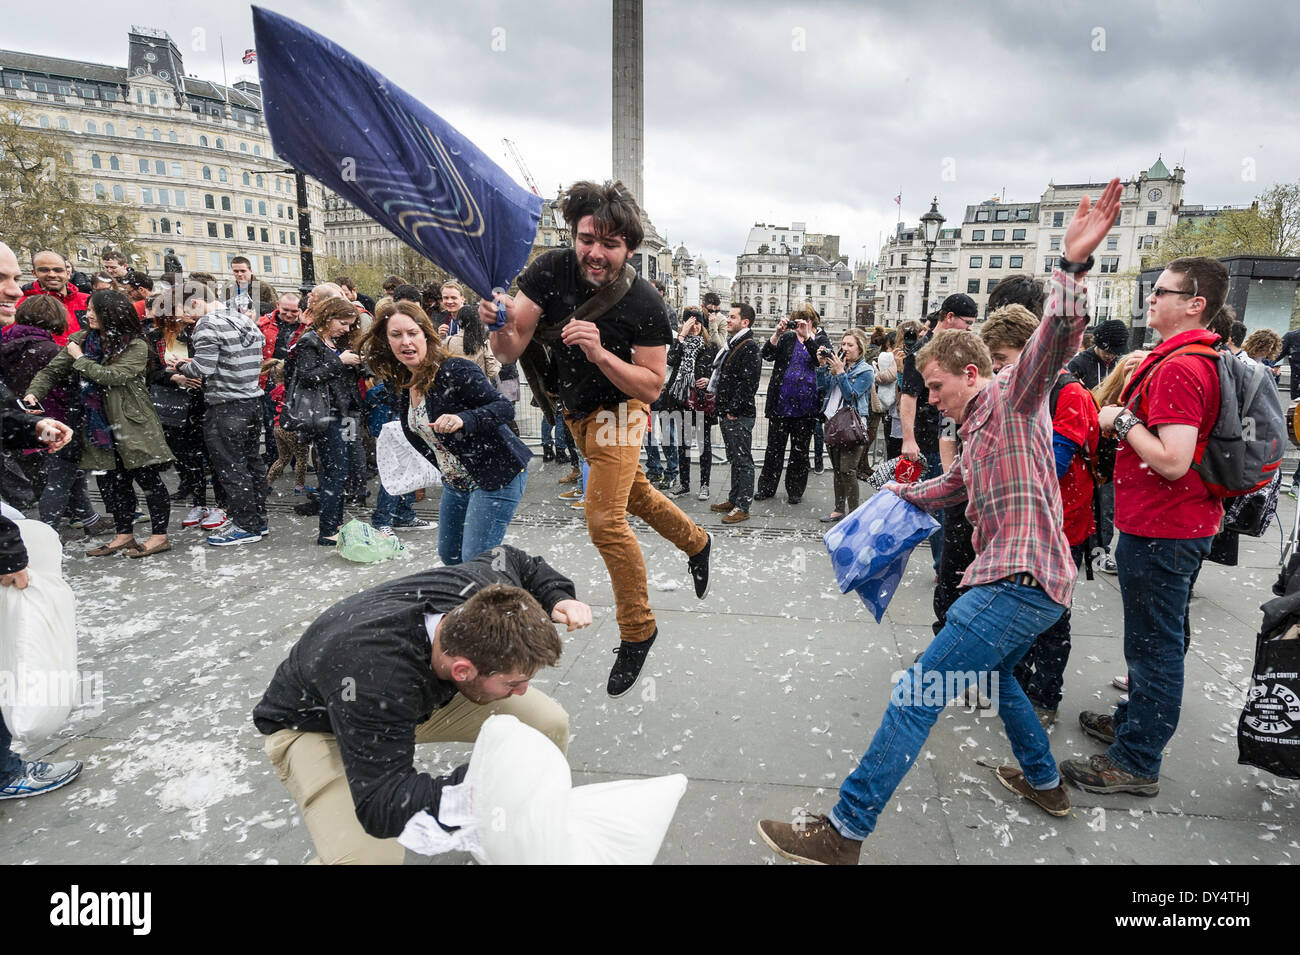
894;269;1090;607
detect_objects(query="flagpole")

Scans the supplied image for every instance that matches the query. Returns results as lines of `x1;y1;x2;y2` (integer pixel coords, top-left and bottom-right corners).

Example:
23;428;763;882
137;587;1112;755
219;35;229;103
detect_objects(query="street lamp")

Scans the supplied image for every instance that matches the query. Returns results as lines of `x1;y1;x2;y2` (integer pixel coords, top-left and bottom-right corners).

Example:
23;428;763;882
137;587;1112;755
919;197;945;319
283;167;317;293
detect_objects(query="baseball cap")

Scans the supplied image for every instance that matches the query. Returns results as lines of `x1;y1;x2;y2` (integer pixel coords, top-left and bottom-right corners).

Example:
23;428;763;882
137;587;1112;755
938;293;979;320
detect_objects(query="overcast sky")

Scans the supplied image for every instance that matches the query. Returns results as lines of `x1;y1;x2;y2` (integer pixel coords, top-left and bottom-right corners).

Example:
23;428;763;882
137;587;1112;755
8;0;1299;279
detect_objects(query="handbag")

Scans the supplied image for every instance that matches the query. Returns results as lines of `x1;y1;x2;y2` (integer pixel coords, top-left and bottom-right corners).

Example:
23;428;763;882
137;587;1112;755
1237;588;1300;779
279;379;333;436
685;386;716;417
376;420;443;495
150;383;191;429
824;404;867;449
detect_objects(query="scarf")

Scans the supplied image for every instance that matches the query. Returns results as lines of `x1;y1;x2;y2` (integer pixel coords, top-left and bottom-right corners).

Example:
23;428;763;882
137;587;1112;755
669;335;706;405
708;328;750;394
80;331;115;450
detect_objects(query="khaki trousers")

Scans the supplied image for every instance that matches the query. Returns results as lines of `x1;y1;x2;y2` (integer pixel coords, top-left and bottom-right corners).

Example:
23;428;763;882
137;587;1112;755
264;688;568;865
566;399;709;643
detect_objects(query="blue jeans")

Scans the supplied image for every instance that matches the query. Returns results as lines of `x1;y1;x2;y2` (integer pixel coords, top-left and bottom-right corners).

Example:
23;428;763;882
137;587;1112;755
0;708;22;785
719;416;755;510
1108;532;1214;779
831;580;1064;840
644;412;679;481
371;486;416;526
316;419;349;537
437;469;528;565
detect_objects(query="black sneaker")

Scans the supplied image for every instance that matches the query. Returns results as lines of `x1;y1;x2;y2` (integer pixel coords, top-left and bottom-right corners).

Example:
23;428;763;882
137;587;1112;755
688;533;711;599
1078;710;1117;744
608;631;656;698
542;446;555;462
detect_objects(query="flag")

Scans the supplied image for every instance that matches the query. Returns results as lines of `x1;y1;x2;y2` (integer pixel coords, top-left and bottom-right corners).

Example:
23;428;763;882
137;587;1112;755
242;49;257;64
250;7;542;300
894;194;902;206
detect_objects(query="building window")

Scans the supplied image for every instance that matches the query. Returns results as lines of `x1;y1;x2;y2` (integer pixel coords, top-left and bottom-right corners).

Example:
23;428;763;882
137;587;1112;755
160;218;171;234
91;154;102;169
992;229;1005;240
967;279;980;294
199;135;209;147
205;194;215;210
215;138;224;149
244;199;254;214
900;254;908;266
1106;235;1118;251
202;165;211;180
1100;257;1120;274
820;285;827;296
221;196;231;211
169;131;178;143
152;128;162;142
112;185;124;201
986;279;998;293
996;209;1009;222
38;115;50;129
1049;237;1061;251
208;222;218;238
247;226;256;241
1009;255;1023;269
223;224;234;239
94;183;106;199
1043;257;1054;273
135;158;147;173
258;201;267;216
256;175;264;188
240;142;248;153
174;190;186;207
989;255;1003;268
253;145;262;156
279;229;287;244
289;233;296;246
975;210;990;222
109;155;119;171
277;204;284;218
1012;228;1026;241
939;276;948;285
170;161;182;178
263;255;273;272
260;228;270;243
154;160;165;175
971;230;984;241
57;117;69;130
104;122;115;136
218;168;228;183
142;187;153;204
897;275;906;286
148;90;157;106
1052;212;1064;227
242;172;251;186
969;256;983;268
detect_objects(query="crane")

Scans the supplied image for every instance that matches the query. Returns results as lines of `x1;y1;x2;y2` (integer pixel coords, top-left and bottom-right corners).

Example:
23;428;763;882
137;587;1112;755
502;138;540;196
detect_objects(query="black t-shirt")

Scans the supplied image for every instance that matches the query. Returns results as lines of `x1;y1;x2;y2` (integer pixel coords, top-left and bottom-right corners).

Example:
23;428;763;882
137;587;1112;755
517;248;672;416
900;334;941;455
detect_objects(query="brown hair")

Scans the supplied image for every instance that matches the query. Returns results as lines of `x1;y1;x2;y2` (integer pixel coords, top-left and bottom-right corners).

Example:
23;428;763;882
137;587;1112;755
1164;256;1229;328
361;299;450;395
870;326;887;347
840;327;871;362
915;328;992;378
789;302;819;327
310;295;359;335
1243;328;1282;362
979;304;1040;353
13;295;67;336
438;583;562;676
559;180;645;251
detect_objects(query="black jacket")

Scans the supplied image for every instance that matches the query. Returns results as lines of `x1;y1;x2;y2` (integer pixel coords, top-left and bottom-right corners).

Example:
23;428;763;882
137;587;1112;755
1066;347;1114;392
290;329;362;418
396;357;531;491
252;546;576;839
0;378;43;574
760;329;830;419
713;329;762;419
664;336;719;413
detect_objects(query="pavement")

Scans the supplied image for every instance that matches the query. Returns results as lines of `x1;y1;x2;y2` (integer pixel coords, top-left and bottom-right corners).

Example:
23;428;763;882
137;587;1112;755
3;450;1298;865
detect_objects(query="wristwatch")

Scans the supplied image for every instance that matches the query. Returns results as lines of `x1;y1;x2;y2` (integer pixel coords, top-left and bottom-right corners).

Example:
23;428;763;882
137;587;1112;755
1114;409;1140;441
1056;254;1095;274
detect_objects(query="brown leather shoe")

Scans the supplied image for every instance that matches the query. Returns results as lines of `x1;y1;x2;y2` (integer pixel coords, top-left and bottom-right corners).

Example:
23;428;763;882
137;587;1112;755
709;500;735;513
87;538;142;557
995;765;1070;817
756;813;861;865
558;467;580;485
721;508;750;524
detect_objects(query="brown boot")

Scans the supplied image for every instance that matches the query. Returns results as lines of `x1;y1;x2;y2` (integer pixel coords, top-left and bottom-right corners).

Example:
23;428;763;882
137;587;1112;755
709;500;735;513
756;813;861;865
721;508;750;524
994;765;1070;817
558;467;580;485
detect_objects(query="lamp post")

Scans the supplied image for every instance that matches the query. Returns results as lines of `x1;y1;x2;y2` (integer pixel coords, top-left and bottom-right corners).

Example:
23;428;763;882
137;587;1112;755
283;167;316;293
919;197;945;319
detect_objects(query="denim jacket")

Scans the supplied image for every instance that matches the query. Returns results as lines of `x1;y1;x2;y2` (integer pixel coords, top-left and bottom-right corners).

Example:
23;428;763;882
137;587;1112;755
821;358;874;418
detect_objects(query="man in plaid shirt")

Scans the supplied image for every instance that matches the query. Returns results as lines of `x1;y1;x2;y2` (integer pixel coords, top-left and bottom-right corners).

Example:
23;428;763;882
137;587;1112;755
758;178;1122;865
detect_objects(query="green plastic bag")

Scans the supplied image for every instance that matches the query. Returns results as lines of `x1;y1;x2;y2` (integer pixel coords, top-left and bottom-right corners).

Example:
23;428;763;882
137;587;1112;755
336;519;407;563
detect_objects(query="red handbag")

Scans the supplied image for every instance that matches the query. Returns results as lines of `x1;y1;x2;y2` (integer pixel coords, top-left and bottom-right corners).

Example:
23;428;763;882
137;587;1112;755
686;387;716;416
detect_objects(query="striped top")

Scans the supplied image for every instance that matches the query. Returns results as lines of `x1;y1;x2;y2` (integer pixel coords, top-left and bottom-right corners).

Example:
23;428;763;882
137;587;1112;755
176;306;264;404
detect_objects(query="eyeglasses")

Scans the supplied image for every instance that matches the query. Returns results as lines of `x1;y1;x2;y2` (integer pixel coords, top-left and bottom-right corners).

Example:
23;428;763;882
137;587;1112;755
705;306;719;313
1150;286;1196;299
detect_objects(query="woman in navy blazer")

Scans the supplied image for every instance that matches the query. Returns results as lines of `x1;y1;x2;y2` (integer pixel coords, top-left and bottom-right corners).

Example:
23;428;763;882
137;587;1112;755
362;300;530;564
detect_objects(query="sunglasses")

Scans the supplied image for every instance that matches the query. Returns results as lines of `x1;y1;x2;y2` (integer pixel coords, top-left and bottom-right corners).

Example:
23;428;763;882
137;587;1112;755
1150;286;1195;299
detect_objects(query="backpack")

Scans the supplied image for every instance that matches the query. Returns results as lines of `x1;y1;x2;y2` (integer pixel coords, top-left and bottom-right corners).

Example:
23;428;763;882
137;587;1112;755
1049;371;1111;485
1124;343;1284;498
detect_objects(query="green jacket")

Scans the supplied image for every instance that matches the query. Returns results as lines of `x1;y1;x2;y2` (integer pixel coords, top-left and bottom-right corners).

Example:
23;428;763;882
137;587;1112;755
27;332;174;472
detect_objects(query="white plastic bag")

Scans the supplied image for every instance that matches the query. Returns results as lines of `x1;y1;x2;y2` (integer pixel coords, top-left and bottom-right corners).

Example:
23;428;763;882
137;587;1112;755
0;519;78;741
398;715;687;864
376;420;442;496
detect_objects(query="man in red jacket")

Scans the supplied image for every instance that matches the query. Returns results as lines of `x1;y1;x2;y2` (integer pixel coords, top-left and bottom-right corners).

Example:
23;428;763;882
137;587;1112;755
16;251;85;346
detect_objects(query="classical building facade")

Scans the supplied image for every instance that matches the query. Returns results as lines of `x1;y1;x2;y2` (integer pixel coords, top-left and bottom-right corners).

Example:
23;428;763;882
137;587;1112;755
1;26;326;288
876;222;961;327
953;200;1040;317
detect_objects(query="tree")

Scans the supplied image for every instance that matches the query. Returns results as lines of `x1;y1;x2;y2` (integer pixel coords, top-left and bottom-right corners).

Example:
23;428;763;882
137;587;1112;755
1146;180;1300;266
0;108;141;266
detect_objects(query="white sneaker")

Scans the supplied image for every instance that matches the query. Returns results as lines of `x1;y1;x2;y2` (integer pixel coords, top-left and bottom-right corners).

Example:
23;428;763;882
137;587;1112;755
1112;675;1128;691
1092;553;1117;575
200;507;228;530
697;485;710;501
182;505;209;528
